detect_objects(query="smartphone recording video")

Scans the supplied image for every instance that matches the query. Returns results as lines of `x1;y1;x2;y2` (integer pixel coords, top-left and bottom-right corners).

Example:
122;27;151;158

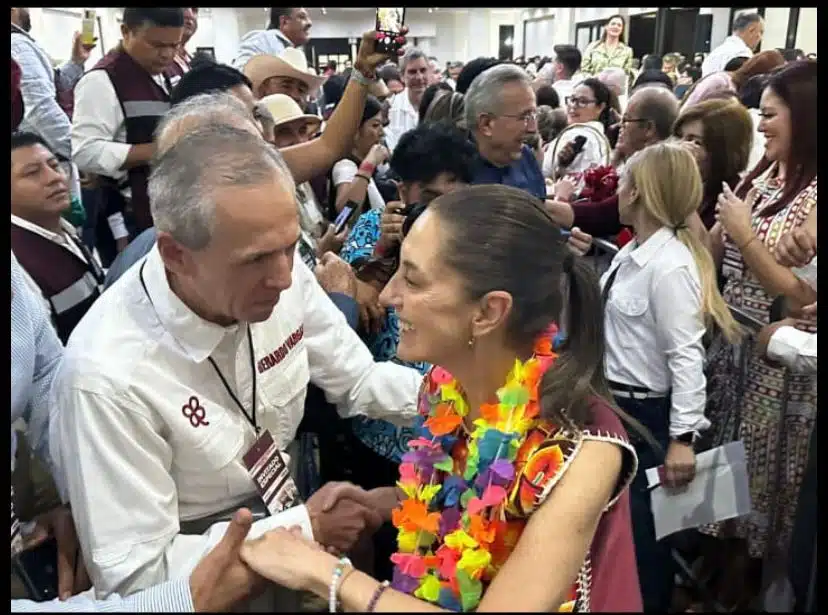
376;7;405;54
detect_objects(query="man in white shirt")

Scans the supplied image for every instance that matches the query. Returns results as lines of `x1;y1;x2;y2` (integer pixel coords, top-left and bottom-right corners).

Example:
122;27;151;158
233;8;313;72
49;123;422;600
384;47;429;152
10;132;104;343
71;8;184;252
702;13;764;77
543;44;583;103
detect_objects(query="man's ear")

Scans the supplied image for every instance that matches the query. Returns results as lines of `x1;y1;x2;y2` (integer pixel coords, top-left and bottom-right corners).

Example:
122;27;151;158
156;231;193;277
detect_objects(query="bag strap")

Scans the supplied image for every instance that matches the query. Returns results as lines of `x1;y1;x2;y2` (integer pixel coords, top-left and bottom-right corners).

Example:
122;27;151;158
549;123;612;181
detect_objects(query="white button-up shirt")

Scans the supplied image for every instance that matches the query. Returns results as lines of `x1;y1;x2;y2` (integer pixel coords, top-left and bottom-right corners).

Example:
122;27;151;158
49;246;422;598
232;29;293;71
702;35;753;77
601;227;709;437
385;89;420;153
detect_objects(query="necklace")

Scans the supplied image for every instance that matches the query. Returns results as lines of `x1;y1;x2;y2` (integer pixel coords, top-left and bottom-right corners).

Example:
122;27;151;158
390;324;569;611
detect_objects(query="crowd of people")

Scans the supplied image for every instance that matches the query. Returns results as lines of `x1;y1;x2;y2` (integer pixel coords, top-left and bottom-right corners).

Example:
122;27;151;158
10;5;817;613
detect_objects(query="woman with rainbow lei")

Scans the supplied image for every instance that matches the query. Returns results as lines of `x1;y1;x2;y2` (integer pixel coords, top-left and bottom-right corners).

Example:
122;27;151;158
240;185;643;612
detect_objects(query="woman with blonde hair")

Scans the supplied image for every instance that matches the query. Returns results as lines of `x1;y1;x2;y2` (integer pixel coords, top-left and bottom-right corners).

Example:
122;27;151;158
673;98;754;228
601;141;739;611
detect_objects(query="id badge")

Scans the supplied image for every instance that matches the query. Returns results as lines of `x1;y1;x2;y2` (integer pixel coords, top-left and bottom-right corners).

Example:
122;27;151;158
11;485;23;558
242;430;300;516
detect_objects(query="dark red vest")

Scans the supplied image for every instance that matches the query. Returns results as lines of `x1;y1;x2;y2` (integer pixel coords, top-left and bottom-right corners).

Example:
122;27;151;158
91;48;171;233
11;224;104;344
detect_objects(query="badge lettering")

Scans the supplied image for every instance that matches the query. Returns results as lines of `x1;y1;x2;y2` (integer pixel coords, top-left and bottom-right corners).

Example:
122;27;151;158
242;430;300;515
257;325;305;374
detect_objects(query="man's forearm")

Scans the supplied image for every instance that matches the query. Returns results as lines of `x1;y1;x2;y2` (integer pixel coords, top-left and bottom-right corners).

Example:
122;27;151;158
120;143;156;170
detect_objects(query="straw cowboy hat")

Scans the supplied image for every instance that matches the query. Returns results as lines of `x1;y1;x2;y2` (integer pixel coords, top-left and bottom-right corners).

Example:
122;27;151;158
259;93;322;133
244;47;326;95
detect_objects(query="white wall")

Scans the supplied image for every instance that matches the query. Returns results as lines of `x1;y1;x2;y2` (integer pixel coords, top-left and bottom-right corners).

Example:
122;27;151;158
27;7;246;66
796;8;817;55
761;7;789;51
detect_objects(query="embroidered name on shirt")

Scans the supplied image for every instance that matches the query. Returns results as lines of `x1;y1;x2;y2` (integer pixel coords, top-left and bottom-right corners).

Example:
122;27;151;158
257;325;305;374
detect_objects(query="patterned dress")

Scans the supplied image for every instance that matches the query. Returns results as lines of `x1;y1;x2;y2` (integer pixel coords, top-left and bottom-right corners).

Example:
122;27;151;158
340;210;430;462
702;163;817;560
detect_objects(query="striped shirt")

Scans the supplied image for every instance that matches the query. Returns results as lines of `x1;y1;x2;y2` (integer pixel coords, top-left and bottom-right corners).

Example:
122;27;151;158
11;579;193;612
10;251;63;482
11;24;84;161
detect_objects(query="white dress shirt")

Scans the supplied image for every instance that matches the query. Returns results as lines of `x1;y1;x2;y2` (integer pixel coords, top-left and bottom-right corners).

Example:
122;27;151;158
11;215;102;321
384;89;420;153
768;329;817;375
702;35;753;77
49;246;421;598
71;68;169;241
552;78;576;103
601;227;709;437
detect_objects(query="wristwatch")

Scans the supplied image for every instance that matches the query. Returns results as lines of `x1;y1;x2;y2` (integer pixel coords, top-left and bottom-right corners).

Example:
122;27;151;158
673;432;696;446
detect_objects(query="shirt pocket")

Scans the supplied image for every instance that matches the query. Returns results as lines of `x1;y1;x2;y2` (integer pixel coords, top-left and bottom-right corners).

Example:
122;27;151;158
258;342;311;447
610;295;650;350
172;409;244;500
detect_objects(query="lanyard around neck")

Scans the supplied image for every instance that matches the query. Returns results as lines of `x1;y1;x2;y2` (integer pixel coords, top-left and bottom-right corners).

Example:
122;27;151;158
138;262;259;433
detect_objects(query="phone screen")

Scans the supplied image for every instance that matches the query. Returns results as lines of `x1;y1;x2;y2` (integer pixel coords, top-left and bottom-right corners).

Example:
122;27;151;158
334;205;355;235
376;8;405;53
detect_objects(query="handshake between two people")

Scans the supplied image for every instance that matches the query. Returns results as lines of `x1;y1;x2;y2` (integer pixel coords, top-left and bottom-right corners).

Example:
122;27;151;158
189;481;396;612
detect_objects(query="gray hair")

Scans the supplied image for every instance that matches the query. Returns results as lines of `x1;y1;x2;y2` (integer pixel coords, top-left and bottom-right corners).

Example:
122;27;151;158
149;124;292;250
400;47;427;72
733;12;762;32
464;63;532;130
598;67;628;94
153;92;258;160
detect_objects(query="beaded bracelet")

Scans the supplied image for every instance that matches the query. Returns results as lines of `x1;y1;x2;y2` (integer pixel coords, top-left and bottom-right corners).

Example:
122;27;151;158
328;556;352;613
366;580;391;613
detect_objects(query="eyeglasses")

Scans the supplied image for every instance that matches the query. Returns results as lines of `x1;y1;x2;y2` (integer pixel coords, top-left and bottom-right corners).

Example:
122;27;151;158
621;117;650;125
565;96;597;108
497;109;539;125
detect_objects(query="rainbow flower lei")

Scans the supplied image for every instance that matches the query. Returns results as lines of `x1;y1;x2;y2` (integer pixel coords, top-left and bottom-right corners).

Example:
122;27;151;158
390;324;565;611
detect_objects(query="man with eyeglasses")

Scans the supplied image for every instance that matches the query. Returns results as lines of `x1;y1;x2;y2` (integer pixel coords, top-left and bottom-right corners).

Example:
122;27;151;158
553;86;679;237
464;63;546;200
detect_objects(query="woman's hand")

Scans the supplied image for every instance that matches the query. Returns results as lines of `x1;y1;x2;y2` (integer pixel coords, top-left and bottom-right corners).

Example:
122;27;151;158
240;526;332;593
355;28;408;77
715;182;753;248
365;143;390;168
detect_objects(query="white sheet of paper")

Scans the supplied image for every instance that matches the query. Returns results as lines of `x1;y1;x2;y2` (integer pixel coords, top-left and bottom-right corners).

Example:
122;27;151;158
645;440;752;541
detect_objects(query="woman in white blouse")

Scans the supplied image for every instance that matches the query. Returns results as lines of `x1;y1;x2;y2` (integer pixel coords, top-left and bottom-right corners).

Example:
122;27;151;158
330;95;388;216
600;141;740;612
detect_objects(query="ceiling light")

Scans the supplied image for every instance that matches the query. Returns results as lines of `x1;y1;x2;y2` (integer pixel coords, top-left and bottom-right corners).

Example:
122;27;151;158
321;7;327;14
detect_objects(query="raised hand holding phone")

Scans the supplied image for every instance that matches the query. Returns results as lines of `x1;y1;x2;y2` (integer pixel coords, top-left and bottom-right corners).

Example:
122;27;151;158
375;8;406;54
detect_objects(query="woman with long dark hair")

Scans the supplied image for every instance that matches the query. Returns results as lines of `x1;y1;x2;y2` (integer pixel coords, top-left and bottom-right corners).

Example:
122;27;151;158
701;60;817;609
239;185;644;612
581;14;635;84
